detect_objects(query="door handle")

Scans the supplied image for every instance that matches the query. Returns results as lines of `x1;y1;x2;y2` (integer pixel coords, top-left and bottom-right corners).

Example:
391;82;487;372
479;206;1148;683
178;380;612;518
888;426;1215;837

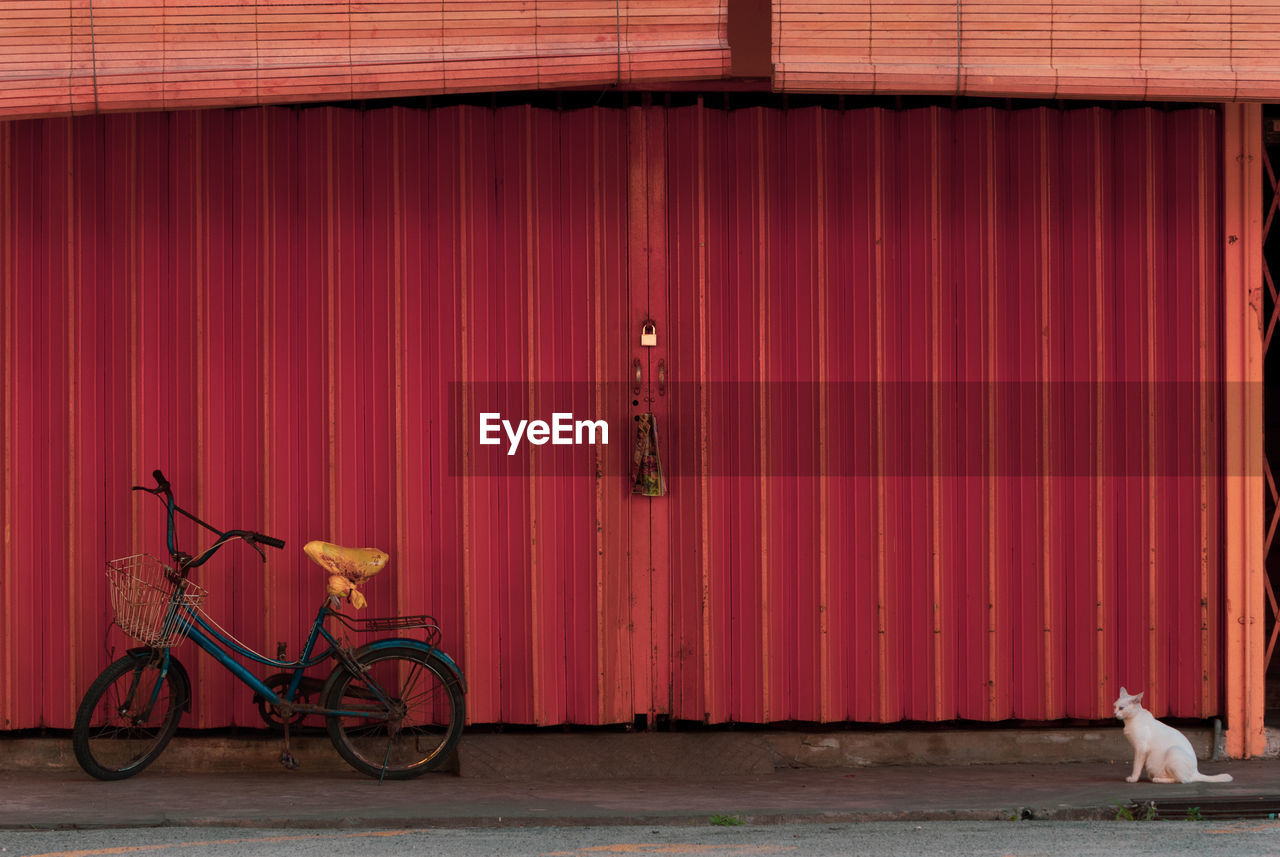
657;359;666;396
632;358;643;396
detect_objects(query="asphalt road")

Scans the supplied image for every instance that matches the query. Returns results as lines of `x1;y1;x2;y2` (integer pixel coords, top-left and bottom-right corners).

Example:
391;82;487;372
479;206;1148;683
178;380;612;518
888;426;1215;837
5;821;1280;857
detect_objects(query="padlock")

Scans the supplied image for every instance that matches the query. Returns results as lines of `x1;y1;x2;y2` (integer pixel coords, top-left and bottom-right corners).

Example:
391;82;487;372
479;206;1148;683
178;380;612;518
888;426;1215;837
640;321;658;347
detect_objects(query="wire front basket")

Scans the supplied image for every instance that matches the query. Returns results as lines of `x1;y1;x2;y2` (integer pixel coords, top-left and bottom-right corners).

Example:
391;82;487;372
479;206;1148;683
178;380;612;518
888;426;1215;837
106;554;208;647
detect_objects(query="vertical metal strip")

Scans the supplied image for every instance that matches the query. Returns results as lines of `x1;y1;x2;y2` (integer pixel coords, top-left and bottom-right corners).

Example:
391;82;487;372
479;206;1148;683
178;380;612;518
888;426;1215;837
644;104;655;721
646;106;670;720
1039;108;1055;718
1243;106;1266;750
523;106;543;724
929;106;944;721
1199;109;1212;714
0;119;12;728
1145;111;1159;708
128;117;142;558
65;118;79;710
1152;110;1162;706
625;104;648;720
757;108;771;722
191;114;206;724
392;109;406;642
985;108;999;720
592;108;607;725
816;108;832;723
1094;109;1108;716
1222;101;1266;758
1223;100;1246;753
193;113;204;533
458;111;474;721
698;103;714;723
873;108;888;721
259;110;275;658
324;110;338;540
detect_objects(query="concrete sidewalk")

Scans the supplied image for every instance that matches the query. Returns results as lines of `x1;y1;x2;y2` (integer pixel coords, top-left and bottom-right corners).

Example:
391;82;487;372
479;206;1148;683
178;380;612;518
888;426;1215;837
0;724;1229;778
1;759;1269;830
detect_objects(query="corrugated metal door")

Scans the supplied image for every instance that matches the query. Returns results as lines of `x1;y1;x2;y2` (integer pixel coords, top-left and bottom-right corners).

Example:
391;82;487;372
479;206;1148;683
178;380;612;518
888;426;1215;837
0;102;1225;729
0;105;651;729
657;104;1223;722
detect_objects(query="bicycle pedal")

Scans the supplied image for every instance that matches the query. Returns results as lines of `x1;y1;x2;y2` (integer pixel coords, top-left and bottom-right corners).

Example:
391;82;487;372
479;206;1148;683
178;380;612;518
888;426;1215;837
280;751;300;770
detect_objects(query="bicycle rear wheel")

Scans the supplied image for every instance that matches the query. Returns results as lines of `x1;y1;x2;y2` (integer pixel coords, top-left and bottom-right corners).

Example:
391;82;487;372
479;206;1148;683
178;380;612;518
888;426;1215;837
73;650;188;780
323;645;464;779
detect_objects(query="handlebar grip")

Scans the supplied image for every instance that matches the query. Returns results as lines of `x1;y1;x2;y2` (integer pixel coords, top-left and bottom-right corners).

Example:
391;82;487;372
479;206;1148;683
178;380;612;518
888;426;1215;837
257;534;286;550
153;469;170;492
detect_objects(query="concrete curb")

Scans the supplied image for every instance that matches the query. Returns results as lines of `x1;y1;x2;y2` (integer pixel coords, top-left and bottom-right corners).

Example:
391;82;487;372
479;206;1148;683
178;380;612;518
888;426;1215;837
0;727;1220;777
0;808;1122;832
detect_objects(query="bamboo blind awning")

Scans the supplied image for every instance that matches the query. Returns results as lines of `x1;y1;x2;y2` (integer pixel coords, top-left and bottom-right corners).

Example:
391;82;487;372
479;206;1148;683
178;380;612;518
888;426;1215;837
773;1;1280;100
0;0;728;119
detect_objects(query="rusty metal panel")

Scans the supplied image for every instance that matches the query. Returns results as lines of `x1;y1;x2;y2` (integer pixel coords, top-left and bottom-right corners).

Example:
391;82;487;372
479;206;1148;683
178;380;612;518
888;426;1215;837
0;102;1226;731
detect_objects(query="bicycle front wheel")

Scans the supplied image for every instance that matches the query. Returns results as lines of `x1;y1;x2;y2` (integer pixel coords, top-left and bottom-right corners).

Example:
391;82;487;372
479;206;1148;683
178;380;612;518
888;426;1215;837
72;650;189;780
323;646;464;779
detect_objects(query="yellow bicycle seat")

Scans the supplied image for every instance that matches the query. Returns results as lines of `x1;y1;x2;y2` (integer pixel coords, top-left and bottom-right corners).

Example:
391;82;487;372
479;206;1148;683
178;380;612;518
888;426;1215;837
303;540;388;610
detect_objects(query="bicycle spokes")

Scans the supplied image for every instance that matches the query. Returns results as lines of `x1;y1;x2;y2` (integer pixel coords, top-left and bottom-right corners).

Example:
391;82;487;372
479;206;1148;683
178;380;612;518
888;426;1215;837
324;647;464;779
74;652;186;779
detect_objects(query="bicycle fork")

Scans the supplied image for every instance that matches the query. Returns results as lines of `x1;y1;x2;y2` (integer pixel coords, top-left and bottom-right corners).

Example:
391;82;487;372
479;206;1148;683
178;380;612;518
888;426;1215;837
121;651;171;724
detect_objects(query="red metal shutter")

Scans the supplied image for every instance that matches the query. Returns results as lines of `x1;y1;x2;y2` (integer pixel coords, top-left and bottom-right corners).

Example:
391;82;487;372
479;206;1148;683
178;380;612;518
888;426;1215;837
0;103;1228;730
660;104;1224;723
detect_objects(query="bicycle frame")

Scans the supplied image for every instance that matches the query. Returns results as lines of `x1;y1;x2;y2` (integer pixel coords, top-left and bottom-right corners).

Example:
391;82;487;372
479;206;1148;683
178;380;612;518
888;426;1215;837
168;597;399;720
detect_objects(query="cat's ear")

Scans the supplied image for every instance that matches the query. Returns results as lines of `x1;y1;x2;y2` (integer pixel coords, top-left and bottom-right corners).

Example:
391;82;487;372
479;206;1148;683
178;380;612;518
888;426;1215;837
1135;691;1144;702
1119;686;1129;697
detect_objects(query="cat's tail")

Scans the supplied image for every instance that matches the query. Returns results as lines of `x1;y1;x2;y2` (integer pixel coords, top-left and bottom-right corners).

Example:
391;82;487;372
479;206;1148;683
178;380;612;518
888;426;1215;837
1194;772;1233;783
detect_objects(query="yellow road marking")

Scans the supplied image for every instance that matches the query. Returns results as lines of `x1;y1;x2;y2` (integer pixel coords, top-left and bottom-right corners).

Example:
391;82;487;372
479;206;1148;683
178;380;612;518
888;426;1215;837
1205;821;1280;834
21;829;419;857
544;846;797;856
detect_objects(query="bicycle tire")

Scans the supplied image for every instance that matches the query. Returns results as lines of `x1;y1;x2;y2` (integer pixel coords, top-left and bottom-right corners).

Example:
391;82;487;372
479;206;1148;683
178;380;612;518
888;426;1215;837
322;645;464;779
72;650;188;780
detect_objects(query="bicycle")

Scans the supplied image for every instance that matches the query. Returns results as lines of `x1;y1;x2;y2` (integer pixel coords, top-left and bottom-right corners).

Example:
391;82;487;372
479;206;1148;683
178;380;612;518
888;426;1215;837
72;470;466;781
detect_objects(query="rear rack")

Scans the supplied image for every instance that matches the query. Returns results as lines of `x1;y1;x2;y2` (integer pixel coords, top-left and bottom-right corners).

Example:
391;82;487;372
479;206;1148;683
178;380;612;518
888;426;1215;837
329;611;441;647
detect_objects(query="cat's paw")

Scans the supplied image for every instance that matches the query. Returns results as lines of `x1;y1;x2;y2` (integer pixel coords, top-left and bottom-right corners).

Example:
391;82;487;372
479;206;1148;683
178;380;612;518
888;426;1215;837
1125;775;1140;783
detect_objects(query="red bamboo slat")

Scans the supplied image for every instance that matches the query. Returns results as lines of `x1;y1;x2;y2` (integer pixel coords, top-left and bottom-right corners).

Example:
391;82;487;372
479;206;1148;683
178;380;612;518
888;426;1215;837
774;0;1280;100
0;1;728;120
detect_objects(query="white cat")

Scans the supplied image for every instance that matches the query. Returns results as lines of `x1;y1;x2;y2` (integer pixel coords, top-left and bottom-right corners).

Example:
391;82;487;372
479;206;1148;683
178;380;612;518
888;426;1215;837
1113;687;1232;784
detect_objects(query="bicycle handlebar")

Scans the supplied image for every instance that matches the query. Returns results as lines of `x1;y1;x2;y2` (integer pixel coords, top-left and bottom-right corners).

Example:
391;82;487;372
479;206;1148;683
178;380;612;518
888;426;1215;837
221;530;288;551
130;470;172;499
132;471;286;570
